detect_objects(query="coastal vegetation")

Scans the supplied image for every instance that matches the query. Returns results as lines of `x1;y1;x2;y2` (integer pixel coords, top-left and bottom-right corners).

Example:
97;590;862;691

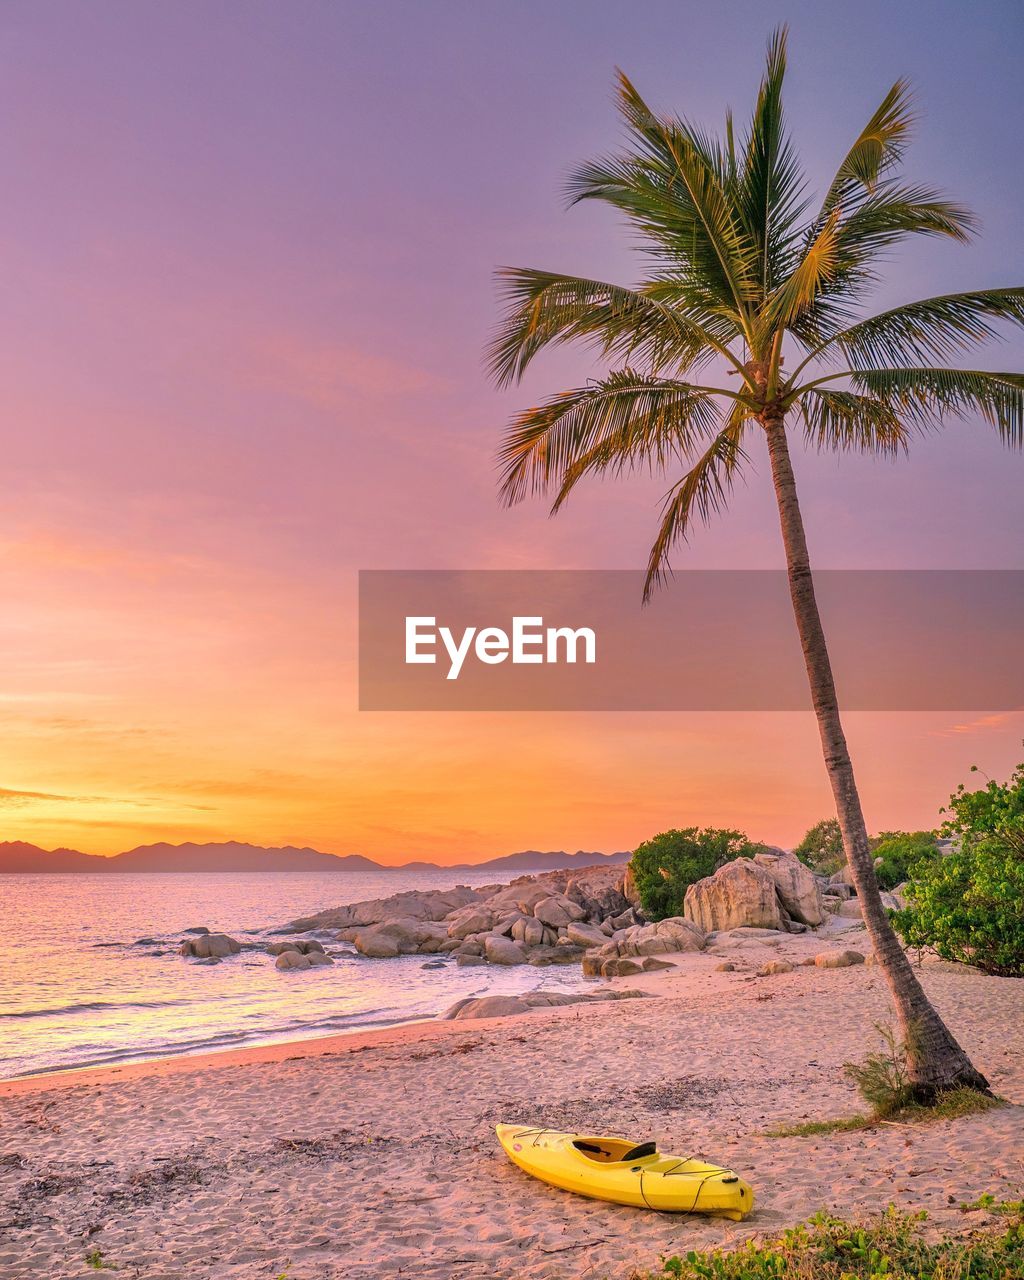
894;761;1024;976
793;818;849;875
630;827;765;919
637;1206;1024;1280
795;820;939;888
490;24;1024;1099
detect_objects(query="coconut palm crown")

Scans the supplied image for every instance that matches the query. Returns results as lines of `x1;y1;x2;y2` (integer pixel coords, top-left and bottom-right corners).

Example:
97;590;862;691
489;27;1021;1097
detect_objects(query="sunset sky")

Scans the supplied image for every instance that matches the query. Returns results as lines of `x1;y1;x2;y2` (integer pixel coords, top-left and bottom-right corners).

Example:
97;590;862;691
2;0;1022;862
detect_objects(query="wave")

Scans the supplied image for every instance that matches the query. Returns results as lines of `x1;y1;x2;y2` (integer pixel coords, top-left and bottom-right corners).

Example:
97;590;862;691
5;1008;428;1079
0;997;190;1021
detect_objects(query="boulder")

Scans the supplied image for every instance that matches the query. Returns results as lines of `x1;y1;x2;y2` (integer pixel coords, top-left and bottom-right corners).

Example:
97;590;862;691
534;894;587;929
180;933;241;959
829;866;855;889
351;917;449;957
565;921;608;950
290;885;487;933
684;860;783;933
564;874;630;921
757;959;794;976
305;950;334;967
836;900;863;919
639;957;675;972
621;864;641;908
482;880;554;916
510;917;546;948
456;953;487;967
275;950;311;970
445;906;494;939
715;961;737;972
442;988;649;1021
610;917;706;958
483;934;528;966
753;850;826;926
814;949;866;968
266;939;325;957
350;928;400;959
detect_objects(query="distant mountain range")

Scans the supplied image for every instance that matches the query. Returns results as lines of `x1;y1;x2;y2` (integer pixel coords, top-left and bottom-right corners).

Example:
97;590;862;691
0;840;631;875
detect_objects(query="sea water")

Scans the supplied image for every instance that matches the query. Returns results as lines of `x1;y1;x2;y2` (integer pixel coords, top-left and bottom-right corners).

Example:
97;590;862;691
0;869;585;1078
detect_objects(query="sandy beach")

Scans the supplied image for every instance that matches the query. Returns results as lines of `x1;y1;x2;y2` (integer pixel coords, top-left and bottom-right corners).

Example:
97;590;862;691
2;931;1022;1280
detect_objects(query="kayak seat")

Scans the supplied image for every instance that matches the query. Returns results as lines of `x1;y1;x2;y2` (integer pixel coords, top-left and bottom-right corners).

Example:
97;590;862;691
621;1141;657;1162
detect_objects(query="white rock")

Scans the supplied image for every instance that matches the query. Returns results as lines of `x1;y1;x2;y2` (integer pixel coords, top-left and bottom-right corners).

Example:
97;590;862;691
753;849;826;926
684;860;783;933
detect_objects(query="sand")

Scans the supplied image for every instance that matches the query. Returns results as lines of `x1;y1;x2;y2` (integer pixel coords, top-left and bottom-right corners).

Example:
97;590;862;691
2;931;1022;1280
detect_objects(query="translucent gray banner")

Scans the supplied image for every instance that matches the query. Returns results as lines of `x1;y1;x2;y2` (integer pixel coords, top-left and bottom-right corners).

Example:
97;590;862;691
358;570;1024;711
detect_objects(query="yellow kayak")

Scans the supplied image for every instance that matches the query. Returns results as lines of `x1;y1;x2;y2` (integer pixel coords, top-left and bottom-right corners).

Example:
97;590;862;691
496;1124;754;1219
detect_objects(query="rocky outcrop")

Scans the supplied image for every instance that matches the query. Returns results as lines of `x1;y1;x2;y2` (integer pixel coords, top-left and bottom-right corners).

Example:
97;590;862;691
684;860;783;933
441;988;649;1021
348;918;450;958
179;933;241;959
606;917;705;959
753;849;826;926
582;953;677;978
267;939;326;957
580;917;703;977
276;948;335;971
288;885;489;933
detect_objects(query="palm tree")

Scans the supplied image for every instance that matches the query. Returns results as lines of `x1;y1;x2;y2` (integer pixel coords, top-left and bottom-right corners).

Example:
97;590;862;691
489;28;1021;1099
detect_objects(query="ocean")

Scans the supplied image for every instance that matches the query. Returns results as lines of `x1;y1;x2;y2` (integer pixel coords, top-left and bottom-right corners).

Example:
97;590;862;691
0;869;587;1079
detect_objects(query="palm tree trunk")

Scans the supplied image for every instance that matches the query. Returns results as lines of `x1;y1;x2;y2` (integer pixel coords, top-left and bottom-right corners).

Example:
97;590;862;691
761;410;989;1100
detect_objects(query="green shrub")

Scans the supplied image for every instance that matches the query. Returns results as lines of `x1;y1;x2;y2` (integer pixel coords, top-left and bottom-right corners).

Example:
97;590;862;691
871;830;940;890
793;818;845;874
629;827;764;920
892;762;1024;976
642;1206;1024;1280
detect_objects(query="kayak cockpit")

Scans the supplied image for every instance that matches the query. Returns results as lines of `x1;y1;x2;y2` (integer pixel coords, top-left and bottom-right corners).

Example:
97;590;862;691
572;1137;658;1164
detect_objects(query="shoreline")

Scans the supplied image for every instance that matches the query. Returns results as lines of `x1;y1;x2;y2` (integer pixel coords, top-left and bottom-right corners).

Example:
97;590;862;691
0;966;684;1099
1;951;1021;1279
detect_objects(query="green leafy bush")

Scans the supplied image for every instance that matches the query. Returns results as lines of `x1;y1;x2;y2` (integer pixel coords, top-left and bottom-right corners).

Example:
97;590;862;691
629;827;764;920
645;1206;1024;1280
871;830;940;890
793;818;845;874
892;762;1024;976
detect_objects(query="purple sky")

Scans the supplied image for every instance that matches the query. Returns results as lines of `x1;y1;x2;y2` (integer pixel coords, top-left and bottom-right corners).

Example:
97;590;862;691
1;1;1022;859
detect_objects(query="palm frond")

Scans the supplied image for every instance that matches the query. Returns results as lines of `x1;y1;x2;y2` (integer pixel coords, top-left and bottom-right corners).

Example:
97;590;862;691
851;367;1024;445
567;74;760;319
736;26;808;295
763;208;841;332
487;268;733;386
819;80;915;218
831;289;1024;368
799;389;914;456
790;183;977;345
497;371;725;507
643;411;751;600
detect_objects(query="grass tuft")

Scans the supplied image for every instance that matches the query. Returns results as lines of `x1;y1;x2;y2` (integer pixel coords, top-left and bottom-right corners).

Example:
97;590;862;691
766;1085;1002;1138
